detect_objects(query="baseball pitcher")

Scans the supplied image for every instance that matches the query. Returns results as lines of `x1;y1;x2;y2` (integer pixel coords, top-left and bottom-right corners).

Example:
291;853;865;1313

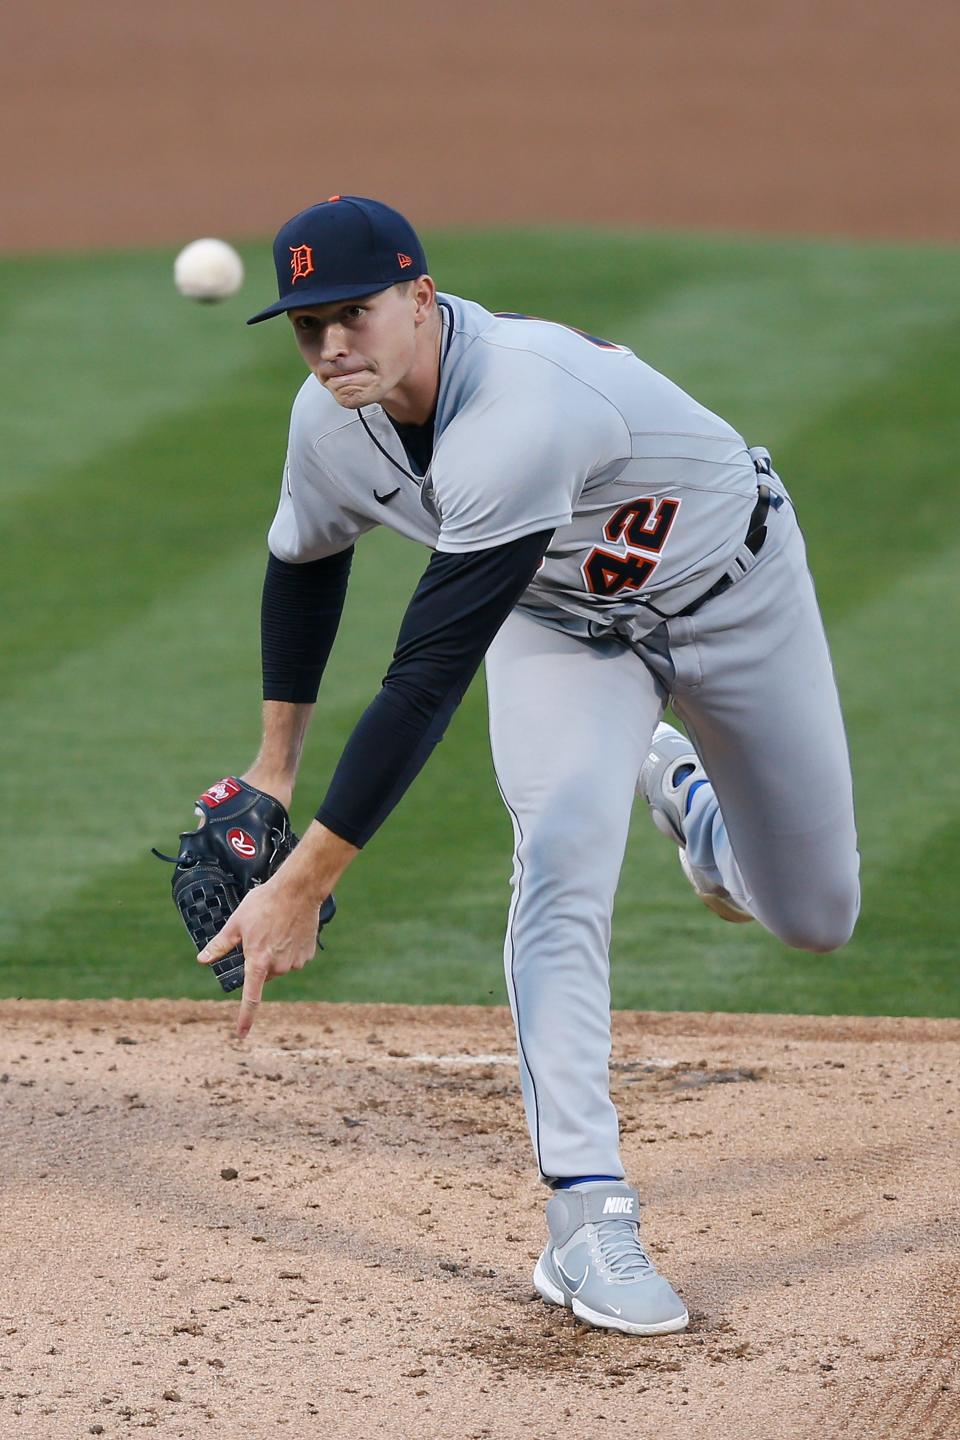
186;197;859;1335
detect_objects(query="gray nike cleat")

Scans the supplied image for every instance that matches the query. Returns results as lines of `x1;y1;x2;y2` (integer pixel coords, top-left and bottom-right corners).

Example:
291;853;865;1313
533;1182;689;1336
638;722;752;924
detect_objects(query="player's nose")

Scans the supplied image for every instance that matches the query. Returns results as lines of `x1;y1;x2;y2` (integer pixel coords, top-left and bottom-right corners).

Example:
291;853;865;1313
319;324;350;361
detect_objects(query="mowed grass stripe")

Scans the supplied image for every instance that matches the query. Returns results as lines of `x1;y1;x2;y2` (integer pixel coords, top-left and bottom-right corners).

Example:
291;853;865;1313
5;519;958;1013
1;230;958;1014
832;537;960;878
776;319;960;621
1;359;301;691
606;526;960;1016
0;246;280;505
0;525;428;945
603;240;958;449
0;233;694;690
6;233;958;693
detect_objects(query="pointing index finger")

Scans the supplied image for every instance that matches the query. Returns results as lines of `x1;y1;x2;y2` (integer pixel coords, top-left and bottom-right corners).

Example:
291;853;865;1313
236;966;267;1039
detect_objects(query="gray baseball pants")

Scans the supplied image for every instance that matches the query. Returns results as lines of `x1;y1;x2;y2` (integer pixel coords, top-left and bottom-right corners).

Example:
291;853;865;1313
484;495;860;1182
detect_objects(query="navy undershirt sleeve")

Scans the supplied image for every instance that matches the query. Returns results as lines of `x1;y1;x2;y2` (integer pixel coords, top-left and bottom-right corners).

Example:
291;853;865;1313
316;528;553;848
260;547;353;704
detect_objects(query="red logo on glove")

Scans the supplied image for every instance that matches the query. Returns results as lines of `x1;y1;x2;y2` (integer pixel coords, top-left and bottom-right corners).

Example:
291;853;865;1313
200;778;242;808
227;828;257;859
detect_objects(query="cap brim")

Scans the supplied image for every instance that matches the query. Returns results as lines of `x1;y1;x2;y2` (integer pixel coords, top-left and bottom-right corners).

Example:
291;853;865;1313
246;278;400;325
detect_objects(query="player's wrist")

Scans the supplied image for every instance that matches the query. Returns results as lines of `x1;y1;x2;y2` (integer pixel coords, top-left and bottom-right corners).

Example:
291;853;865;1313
240;766;295;810
246;700;315;805
273;820;358;904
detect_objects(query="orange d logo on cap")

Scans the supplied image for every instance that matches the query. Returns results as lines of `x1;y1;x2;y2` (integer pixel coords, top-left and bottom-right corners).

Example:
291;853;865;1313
289;244;315;283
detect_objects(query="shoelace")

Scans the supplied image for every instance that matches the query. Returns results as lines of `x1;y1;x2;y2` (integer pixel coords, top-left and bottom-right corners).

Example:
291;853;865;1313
593;1219;655;1280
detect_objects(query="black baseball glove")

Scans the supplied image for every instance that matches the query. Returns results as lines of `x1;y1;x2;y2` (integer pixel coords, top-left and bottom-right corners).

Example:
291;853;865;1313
152;777;335;993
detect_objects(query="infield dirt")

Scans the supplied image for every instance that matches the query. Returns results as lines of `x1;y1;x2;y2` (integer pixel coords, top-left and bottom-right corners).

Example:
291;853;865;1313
2;1000;957;1439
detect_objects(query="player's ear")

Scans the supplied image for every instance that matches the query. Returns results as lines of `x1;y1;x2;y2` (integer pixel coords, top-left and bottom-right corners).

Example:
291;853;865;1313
411;275;436;323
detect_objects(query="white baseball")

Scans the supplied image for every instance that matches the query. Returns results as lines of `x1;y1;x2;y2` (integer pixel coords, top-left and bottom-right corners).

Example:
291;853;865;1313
173;238;244;302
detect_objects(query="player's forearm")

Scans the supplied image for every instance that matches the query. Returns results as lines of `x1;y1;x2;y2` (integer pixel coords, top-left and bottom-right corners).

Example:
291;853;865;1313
269;819;359;904
243;700;314;807
260;547;354;702
253;546;354;805
317;530;553;848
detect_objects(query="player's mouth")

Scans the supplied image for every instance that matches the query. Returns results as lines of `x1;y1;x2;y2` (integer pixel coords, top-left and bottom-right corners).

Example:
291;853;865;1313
325;366;371;384
322;367;376;407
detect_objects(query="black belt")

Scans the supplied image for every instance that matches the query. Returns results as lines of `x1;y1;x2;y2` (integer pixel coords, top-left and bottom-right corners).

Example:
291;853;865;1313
674;484;771;618
643;482;772;623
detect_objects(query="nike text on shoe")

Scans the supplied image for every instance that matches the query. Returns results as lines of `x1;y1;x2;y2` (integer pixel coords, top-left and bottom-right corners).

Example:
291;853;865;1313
532;1182;688;1336
637;722;751;924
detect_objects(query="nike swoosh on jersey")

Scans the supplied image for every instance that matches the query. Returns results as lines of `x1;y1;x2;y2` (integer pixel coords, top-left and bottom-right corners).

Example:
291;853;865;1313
374;487;401;505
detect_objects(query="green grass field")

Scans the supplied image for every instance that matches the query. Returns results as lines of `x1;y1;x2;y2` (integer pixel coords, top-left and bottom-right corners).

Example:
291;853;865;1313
2;229;957;1015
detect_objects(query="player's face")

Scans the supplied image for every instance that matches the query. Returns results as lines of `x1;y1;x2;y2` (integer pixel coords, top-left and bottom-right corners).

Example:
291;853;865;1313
288;282;431;413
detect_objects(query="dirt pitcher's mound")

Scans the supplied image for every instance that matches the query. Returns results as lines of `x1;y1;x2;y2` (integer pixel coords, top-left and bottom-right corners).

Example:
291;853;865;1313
1;1001;957;1439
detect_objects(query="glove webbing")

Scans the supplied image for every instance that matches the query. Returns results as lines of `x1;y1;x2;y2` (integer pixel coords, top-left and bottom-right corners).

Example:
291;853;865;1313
171;861;246;992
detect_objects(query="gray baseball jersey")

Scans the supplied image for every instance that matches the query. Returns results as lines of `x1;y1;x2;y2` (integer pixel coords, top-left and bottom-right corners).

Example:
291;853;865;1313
268;293;759;639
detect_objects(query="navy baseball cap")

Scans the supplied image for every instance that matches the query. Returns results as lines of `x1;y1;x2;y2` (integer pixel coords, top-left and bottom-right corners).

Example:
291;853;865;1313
246;195;428;324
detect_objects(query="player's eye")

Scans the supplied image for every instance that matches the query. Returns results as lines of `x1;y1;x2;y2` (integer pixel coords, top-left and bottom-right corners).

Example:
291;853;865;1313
344;306;365;320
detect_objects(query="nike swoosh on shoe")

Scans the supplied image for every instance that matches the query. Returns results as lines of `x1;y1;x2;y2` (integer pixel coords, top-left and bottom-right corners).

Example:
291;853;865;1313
556;1259;589;1295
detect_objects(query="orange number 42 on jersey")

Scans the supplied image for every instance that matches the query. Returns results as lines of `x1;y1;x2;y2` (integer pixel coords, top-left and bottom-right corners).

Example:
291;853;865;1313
581;497;682;596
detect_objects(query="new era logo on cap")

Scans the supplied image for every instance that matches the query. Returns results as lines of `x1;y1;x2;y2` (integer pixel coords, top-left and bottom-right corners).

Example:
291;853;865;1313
602;1196;635;1215
248;196;429;324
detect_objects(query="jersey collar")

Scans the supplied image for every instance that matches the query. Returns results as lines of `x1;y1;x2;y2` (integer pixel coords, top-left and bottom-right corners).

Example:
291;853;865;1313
356;297;457;484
